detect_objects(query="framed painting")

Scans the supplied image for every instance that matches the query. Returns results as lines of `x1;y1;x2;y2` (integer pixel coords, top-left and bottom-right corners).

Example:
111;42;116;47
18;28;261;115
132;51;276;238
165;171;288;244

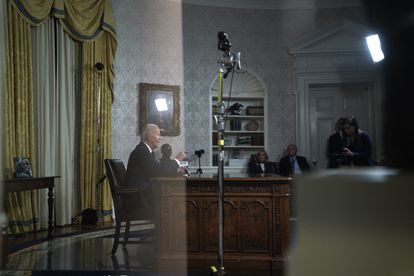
139;83;180;136
13;157;33;178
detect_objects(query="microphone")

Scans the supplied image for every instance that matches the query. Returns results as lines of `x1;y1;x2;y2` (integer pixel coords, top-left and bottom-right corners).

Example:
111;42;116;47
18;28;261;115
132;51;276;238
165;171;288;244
217;31;242;77
217;31;231;51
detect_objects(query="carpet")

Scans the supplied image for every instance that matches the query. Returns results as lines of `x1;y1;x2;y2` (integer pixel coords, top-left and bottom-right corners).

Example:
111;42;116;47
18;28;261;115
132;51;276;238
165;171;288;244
8;223;154;254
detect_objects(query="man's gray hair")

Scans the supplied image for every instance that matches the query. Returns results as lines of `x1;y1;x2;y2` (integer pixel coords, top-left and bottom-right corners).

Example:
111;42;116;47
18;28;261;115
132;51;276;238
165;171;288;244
141;124;158;142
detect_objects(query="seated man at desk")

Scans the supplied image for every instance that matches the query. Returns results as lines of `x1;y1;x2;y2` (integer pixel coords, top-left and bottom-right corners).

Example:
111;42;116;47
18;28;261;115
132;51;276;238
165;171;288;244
248;149;277;174
160;143;189;175
279;144;310;177
126;124;185;216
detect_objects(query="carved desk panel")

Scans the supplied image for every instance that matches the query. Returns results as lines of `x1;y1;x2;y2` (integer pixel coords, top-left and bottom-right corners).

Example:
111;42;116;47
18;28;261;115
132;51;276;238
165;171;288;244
152;173;291;272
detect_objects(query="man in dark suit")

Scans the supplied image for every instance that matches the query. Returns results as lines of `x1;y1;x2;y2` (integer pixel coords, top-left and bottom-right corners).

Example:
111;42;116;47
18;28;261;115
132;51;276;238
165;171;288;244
126;124;185;217
279;144;310;177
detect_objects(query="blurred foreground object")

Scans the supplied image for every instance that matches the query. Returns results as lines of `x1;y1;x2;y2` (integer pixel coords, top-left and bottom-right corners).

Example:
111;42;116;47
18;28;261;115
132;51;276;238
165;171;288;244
288;169;414;276
362;1;414;169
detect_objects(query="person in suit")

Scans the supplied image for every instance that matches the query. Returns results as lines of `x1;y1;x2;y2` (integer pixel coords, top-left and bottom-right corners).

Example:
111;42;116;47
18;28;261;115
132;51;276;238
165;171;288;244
159;143;174;166
248;149;277;174
160;143;189;175
125;124;185;217
342;117;374;166
279;144;310;176
326;117;348;168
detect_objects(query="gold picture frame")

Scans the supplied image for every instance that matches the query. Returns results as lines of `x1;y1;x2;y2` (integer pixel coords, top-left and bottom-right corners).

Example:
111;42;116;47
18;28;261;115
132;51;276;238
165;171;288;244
139;83;180;136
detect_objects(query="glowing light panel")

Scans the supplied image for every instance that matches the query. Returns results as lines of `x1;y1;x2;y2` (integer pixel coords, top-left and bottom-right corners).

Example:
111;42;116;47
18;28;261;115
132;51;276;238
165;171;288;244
366;34;384;62
155;98;168;111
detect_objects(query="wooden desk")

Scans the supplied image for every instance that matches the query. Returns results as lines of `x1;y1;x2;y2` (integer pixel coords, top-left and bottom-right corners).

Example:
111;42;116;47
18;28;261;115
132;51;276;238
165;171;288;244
5;177;58;238
152;173;291;273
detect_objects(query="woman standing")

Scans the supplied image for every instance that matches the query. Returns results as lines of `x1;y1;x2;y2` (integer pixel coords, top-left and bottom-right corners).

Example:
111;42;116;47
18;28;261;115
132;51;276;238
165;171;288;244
342;117;374;166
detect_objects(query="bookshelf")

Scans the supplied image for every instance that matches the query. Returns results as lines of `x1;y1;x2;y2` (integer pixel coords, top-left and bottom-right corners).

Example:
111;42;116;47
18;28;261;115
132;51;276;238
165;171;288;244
210;72;266;169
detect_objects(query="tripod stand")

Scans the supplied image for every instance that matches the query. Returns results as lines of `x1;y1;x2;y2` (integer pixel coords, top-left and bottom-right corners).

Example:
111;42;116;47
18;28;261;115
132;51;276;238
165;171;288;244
210;31;241;276
195;149;204;174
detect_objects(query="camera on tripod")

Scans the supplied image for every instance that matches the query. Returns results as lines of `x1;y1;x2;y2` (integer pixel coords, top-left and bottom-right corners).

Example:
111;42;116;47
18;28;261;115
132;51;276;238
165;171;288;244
194;149;205;174
195;149;205;157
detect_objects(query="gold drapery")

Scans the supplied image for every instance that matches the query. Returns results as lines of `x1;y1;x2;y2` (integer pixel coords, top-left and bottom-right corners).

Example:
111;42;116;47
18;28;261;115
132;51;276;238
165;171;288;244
10;0;117;92
4;0;117;232
10;0;116;40
80;33;114;222
4;1;39;233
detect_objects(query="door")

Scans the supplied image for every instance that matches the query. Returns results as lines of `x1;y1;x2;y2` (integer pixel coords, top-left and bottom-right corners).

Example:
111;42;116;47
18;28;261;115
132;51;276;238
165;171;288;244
309;83;371;169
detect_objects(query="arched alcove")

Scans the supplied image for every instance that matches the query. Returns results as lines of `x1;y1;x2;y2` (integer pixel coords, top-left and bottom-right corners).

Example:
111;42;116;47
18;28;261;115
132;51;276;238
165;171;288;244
209;71;267;172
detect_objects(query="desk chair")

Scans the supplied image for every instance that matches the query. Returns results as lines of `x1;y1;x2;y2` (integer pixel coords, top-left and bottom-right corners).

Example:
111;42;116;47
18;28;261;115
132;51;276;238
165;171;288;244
104;159;152;254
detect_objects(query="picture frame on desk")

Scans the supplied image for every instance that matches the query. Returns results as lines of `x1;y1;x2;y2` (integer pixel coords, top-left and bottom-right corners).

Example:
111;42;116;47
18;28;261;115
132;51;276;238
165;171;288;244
13;157;33;178
139;83;180;136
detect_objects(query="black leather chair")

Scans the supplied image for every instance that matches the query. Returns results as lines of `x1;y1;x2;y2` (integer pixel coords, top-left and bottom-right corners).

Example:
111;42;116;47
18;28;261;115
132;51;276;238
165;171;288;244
104;159;151;254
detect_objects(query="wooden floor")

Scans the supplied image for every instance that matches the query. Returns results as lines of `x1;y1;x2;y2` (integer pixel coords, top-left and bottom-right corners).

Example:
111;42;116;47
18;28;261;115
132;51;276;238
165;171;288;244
4;222;286;276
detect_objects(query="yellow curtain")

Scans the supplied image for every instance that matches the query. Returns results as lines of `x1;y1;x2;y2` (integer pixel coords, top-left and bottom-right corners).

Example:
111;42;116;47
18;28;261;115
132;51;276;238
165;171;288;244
80;32;114;222
10;0;117;91
4;0;117;231
4;0;39;233
11;0;116;41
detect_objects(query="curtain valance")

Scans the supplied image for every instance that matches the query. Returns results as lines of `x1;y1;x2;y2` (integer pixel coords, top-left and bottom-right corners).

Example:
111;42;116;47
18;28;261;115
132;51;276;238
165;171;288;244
11;0;116;42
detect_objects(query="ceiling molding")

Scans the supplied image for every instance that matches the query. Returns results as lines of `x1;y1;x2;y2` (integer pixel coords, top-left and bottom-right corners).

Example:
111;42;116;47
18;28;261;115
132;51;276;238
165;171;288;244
167;0;316;10
315;0;363;8
166;0;363;10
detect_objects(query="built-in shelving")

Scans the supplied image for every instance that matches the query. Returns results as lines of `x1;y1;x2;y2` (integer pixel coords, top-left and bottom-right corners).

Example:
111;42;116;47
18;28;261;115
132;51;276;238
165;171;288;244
210;72;266;169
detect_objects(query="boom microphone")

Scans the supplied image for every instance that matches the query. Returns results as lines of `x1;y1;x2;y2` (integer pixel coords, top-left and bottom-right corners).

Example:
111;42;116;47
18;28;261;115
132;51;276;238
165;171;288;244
217;32;242;77
217;31;231;51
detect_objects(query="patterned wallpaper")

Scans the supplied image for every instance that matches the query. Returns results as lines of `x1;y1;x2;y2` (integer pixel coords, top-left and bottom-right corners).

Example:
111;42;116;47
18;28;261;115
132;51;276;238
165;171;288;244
112;0;185;164
112;0;366;167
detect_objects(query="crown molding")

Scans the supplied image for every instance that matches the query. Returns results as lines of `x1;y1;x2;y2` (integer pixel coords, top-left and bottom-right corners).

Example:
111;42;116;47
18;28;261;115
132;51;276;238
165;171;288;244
165;0;363;10
166;0;315;10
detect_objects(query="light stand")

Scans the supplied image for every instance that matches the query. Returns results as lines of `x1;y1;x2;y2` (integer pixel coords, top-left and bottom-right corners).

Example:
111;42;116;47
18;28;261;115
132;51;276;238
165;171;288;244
211;31;241;276
94;62;104;224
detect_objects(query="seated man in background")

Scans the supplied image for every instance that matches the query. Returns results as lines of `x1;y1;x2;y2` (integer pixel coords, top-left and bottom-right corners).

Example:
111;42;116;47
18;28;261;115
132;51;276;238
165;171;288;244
279;144;310;177
126;124;185;217
160;143;189;175
248;149;277;174
159;143;175;167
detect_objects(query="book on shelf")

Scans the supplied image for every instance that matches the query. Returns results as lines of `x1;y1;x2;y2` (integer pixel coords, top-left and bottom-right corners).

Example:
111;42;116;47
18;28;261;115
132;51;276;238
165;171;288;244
212;132;218;145
251;134;264;146
246;106;264;116
237;136;251;145
229;119;241;131
212;154;218;166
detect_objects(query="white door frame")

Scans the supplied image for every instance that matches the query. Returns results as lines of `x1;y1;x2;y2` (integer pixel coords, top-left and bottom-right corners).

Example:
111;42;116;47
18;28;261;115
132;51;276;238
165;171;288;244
294;70;383;161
